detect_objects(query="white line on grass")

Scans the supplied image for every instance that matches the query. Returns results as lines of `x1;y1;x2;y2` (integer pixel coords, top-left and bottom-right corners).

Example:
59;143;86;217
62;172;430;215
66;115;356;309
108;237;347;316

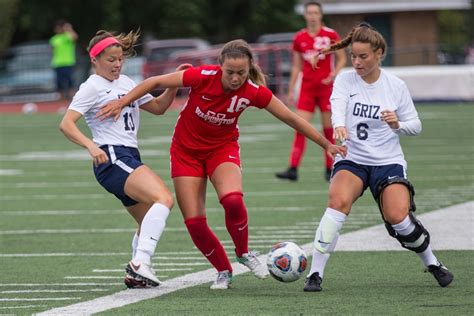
64;276;124;280
221;239;306;244
0;283;122;287
0;251;202;258
0;305;46;309
1;206;312;216
0;190;327;201
94;268;193;272
36;201;473;315
0;224;318;236
0;169;23;175
0;298;81;302
1;289;107;294
149;262;209;266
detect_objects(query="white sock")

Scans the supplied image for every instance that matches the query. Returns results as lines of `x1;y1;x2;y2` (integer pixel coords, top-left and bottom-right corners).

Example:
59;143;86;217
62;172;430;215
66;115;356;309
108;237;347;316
131;231;139;259
308;208;346;278
392;215;438;267
134;203;170;265
417;245;439;267
391;215;415;236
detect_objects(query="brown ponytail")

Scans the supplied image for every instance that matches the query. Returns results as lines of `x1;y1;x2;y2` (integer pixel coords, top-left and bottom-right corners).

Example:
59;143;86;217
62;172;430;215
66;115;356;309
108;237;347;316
219;39;267;86
322;23;387;59
87;29;140;58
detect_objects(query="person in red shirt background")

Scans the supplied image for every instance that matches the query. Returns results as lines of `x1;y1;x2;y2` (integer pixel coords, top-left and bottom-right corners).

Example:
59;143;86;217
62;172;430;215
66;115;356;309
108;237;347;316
276;1;346;182
97;39;347;290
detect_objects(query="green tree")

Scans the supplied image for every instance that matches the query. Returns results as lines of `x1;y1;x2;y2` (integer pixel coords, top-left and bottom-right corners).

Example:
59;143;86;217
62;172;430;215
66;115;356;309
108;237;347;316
199;0;300;43
7;0;301;48
0;0;20;52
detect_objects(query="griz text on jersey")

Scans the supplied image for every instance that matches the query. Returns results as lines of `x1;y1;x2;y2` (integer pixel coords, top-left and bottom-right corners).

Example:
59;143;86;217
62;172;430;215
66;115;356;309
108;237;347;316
352;102;380;120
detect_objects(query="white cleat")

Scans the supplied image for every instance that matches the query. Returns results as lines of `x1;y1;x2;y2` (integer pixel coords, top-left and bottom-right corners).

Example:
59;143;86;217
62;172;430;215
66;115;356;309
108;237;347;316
210;270;233;290
237;251;269;279
126;260;161;287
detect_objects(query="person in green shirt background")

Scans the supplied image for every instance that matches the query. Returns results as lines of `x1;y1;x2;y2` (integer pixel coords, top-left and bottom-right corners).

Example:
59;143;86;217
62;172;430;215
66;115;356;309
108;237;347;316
50;20;78;100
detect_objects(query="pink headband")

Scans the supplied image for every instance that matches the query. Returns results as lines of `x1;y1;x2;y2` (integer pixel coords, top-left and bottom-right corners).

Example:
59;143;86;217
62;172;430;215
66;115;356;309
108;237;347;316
89;37;120;58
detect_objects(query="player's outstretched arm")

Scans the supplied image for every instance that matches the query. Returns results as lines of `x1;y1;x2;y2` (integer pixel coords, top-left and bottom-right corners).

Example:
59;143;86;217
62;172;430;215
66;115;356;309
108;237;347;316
141;64;192;115
265;96;347;158
96;70;186;121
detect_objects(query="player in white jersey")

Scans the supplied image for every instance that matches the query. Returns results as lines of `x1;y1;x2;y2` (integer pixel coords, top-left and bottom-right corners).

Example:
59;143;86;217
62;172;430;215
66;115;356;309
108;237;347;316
59;29;188;288
303;23;453;292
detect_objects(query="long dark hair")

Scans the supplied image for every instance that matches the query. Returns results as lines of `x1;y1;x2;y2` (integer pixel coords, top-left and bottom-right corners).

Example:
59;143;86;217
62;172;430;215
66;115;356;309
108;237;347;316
218;39;267;86
322;23;387;60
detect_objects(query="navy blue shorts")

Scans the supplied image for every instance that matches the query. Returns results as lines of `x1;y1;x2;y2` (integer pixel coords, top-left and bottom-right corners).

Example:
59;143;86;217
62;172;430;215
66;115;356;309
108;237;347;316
55;66;74;91
93;145;143;206
332;160;407;200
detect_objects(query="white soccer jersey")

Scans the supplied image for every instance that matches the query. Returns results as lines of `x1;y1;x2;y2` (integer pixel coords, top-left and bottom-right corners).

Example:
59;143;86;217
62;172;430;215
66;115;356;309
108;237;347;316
331;69;421;168
69;74;153;148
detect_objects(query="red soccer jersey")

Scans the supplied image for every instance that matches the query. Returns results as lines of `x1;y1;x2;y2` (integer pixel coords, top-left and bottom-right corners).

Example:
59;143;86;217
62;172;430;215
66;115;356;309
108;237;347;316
293;27;341;83
173;65;273;152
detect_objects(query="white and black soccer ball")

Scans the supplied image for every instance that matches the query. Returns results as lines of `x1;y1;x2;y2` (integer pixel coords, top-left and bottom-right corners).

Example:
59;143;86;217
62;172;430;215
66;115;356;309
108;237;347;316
267;241;307;282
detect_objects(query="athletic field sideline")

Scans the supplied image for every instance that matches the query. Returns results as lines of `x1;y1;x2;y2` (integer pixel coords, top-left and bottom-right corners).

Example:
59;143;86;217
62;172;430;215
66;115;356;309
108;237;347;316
1;103;473;315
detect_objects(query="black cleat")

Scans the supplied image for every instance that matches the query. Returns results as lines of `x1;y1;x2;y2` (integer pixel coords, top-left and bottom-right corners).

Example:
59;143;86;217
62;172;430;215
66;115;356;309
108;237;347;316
303;272;322;292
324;168;332;182
427;263;454;287
124;274;147;289
275;167;298;181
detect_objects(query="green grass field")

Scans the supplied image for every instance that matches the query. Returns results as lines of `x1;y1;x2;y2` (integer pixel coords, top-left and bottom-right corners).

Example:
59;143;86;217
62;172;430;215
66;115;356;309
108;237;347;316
1;103;473;315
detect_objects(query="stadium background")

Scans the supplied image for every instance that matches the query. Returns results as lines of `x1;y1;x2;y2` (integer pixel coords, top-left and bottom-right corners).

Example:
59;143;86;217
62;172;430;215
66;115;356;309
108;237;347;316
0;0;473;314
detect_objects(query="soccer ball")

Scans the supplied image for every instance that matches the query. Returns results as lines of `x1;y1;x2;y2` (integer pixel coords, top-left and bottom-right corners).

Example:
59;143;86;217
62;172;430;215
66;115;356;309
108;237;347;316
266;241;307;282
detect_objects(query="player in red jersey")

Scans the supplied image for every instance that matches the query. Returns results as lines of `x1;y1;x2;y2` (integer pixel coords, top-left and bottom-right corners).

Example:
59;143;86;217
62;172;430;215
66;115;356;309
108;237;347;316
97;39;347;290
276;1;346;182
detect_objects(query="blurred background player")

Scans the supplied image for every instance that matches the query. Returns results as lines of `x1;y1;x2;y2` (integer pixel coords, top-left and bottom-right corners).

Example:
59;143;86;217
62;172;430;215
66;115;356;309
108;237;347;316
50;20;78;100
276;1;346;182
304;23;454;292
59;29;187;288
97;39;347;290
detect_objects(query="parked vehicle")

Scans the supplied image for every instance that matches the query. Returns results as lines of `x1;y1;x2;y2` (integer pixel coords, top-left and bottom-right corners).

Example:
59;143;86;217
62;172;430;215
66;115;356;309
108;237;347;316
166;43;292;96
122;56;145;83
142;38;211;78
256;32;295;44
0;41;55;97
256;33;295;96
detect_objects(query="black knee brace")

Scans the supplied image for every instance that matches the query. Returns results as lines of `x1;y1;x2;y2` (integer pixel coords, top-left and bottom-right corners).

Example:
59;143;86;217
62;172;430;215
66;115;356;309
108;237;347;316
376;177;429;253
384;211;430;253
376;177;416;213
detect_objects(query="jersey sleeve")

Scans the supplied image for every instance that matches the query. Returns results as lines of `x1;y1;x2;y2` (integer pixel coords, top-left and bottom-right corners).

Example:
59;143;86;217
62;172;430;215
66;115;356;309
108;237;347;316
292;33;302;52
68;82;98;115
136;93;154;107
393;82;422;135
253;85;273;108
182;66;203;88
330;73;351;128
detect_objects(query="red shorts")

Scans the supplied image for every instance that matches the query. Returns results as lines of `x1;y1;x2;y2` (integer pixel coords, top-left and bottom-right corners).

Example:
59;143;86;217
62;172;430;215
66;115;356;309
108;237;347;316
297;82;332;113
170;141;241;178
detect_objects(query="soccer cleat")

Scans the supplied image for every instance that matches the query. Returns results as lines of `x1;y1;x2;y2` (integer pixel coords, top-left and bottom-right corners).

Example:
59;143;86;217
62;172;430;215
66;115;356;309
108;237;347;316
125;260;161;287
325;168;332;182
237;251;269;279
303;272;322;292
124;273;147;289
210;270;233;290
275;167;298;181
426;263;454;287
